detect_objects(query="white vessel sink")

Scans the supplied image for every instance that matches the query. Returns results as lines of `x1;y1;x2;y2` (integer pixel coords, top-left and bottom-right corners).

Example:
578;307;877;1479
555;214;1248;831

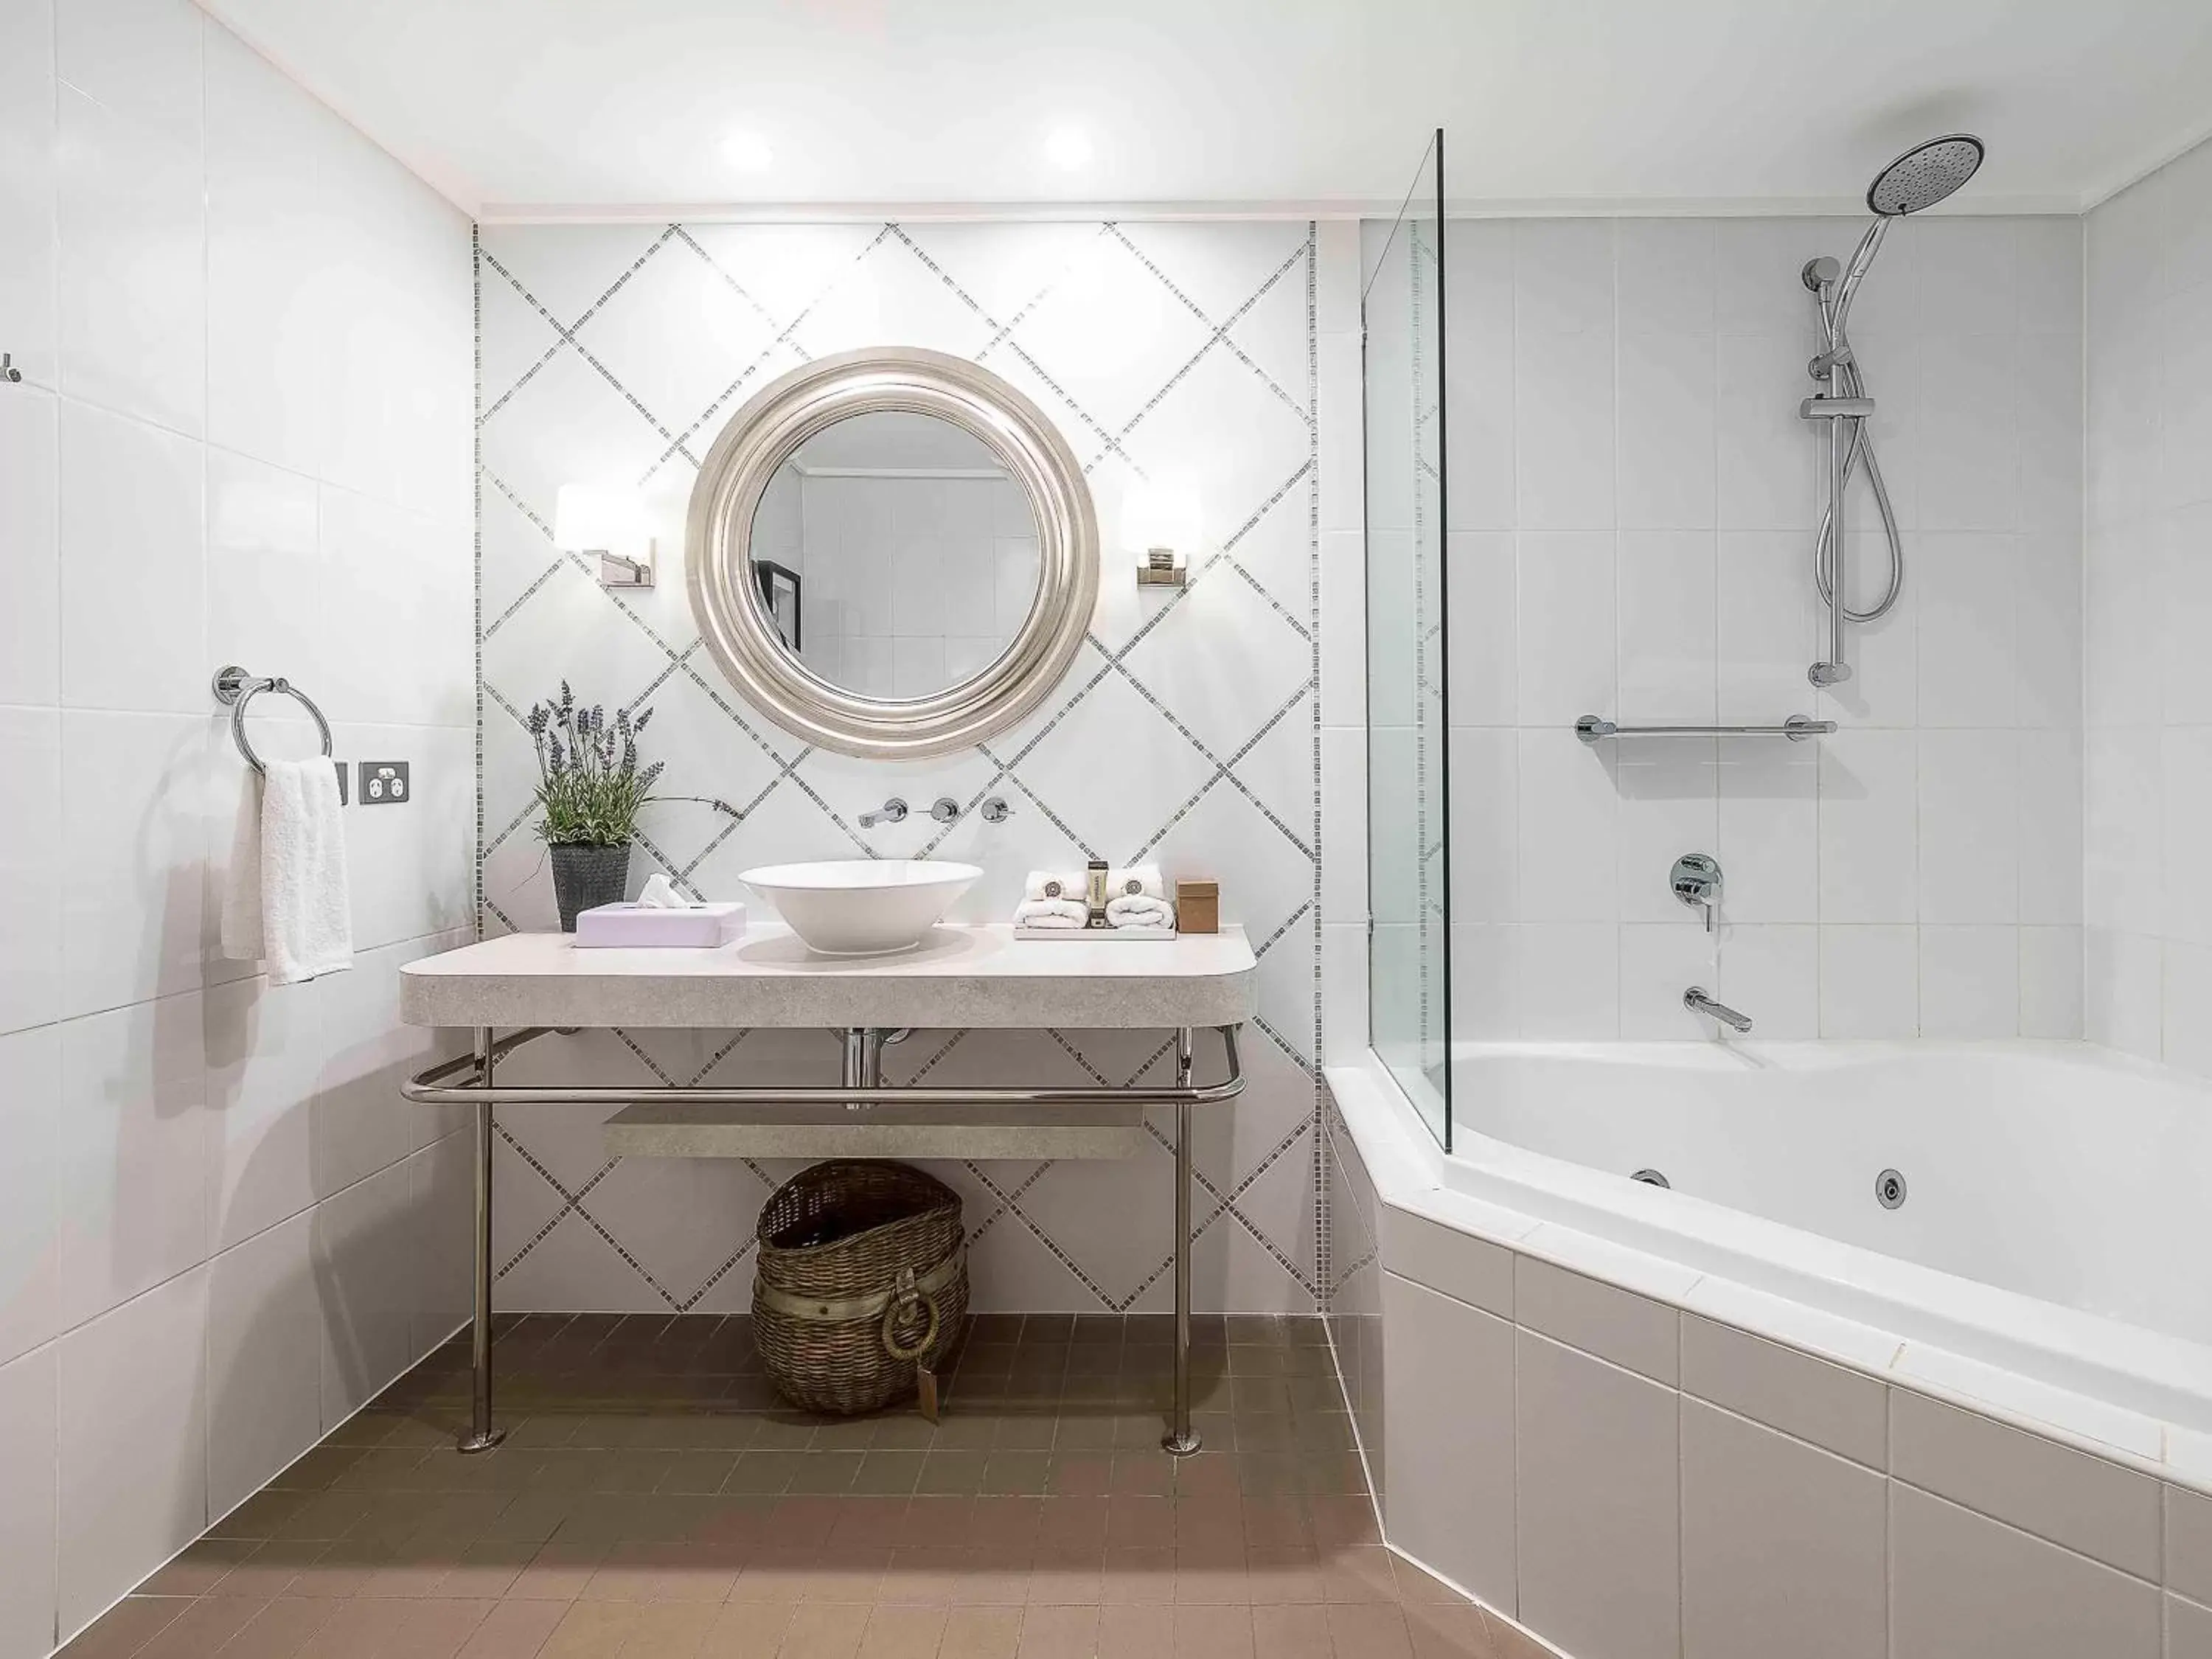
739;859;982;956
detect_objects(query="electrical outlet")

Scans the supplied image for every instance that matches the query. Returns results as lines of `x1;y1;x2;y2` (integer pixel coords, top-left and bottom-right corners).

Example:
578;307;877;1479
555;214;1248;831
358;761;411;805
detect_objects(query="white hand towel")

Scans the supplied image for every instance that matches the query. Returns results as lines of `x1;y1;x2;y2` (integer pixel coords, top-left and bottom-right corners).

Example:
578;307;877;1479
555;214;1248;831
1107;864;1166;900
1023;869;1084;902
226;758;354;986
1014;897;1088;930
1106;893;1175;930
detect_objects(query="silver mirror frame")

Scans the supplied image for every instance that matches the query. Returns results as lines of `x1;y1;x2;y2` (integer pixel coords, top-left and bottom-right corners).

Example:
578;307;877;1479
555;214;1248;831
686;347;1099;760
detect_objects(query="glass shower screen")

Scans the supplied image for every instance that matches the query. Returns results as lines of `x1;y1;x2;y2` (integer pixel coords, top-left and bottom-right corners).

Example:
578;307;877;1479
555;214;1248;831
1363;131;1452;1148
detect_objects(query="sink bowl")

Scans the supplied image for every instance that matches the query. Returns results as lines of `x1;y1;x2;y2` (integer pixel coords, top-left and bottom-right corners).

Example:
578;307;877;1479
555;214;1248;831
738;860;983;956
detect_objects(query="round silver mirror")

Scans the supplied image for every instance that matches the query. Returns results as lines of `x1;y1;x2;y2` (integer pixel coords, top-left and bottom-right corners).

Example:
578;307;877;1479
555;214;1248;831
686;348;1099;759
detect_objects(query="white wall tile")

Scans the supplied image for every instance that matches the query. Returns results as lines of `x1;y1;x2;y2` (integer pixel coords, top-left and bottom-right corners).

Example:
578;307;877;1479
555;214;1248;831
1517;734;1618;922
2019;925;2084;1038
1716;331;1816;531
1681;1400;1886;1659
1617;531;1717;720
1716;923;1818;1039
203;974;321;1250
58;401;206;714
1891;1391;2159;1578
1619;920;1717;1040
1516;532;1617;724
314;1147;422;1425
1516;330;1615;530
206;1210;320;1517
1715;740;1817;922
55;0;203;142
1519;922;1618;1039
1889;1484;2158;1659
1447;531;1517;726
204;450;321;679
58;712;207;1018
1818;730;1918;924
55;993;207;1328
1679;1315;1886;1468
1517;1330;1679;1659
1617;220;1716;338
1917;730;2018;924
0;390;60;708
1617;333;1717;531
0;1025;60;1368
0;711;62;1037
0;1344;57;1659
1916;535;2019;726
1448;726;1518;923
2171;1594;2212;1659
1515;1258;1677;1383
0;0;58;398
1820;925;1919;1037
2171;1486;2212;1607
56;1265;208;1638
1451;922;1520;1041
55;83;204;437
1381;1273;1515;1610
1918;926;2020;1038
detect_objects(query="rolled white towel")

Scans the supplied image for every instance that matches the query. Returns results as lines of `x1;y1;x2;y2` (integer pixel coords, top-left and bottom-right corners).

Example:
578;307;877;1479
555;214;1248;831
1014;897;1088;930
1023;869;1085;902
1106;893;1175;930
1107;863;1165;900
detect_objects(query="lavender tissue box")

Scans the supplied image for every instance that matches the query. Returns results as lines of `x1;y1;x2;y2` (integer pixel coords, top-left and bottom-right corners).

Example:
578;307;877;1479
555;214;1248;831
574;900;746;948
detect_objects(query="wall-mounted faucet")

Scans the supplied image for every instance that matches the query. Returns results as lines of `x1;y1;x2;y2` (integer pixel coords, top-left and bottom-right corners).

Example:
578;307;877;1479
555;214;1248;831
1671;852;1722;933
980;796;1012;823
1684;987;1753;1033
929;796;961;824
858;796;908;828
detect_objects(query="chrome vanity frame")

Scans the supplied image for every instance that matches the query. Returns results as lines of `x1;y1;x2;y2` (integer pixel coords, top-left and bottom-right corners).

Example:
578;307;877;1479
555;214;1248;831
403;1021;1246;1458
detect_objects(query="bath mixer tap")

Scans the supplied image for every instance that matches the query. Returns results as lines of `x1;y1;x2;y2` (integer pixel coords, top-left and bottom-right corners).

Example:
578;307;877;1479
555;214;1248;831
858;797;908;828
1684;987;1753;1034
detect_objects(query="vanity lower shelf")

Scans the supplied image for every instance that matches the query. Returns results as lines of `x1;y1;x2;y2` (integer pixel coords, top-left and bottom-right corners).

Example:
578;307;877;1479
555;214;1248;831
604;1101;1149;1160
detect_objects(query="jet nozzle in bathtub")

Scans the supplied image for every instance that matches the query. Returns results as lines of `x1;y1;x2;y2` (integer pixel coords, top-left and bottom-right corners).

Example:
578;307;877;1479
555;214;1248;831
1684;986;1753;1034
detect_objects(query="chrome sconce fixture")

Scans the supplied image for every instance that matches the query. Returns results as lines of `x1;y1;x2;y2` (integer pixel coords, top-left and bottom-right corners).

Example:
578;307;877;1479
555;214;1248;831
1137;546;1186;588
1127;478;1198;591
555;482;655;589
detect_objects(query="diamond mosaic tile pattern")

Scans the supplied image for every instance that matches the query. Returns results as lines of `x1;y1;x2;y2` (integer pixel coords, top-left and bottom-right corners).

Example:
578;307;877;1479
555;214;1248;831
474;221;1321;1315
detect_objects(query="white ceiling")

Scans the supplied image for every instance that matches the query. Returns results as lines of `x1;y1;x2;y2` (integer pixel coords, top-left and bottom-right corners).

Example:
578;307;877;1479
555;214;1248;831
198;0;2212;220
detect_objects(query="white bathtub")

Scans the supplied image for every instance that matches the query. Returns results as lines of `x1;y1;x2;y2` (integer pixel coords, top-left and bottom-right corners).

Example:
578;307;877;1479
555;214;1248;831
1358;1040;2212;1452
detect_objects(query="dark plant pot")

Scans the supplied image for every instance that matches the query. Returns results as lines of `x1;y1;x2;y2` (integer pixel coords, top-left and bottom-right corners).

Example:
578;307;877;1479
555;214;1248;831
549;842;632;932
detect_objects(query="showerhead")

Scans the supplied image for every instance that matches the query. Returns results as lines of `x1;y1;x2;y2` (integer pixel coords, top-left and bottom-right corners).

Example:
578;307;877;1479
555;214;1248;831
1866;133;1985;216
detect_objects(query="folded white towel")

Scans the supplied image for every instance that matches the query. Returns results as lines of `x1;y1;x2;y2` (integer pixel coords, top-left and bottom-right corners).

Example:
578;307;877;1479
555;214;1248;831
1107;893;1175;930
222;758;353;986
1108;864;1166;901
1014;897;1089;930
1023;869;1085;902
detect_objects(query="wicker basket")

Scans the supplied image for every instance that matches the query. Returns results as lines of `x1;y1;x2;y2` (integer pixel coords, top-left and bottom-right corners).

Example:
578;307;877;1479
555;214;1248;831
752;1161;968;1415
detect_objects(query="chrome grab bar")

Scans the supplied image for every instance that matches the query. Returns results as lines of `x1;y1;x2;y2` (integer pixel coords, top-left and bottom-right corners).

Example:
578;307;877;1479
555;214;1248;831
1576;714;1834;745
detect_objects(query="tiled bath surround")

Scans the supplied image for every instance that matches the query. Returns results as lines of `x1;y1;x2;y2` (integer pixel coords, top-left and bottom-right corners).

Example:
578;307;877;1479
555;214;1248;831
2082;135;2212;1068
0;0;477;1650
1324;1082;2212;1659
1427;213;2087;1041
474;220;1329;1317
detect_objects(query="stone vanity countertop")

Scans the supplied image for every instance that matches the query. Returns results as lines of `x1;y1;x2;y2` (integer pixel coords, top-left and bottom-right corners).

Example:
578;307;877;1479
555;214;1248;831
399;924;1258;1031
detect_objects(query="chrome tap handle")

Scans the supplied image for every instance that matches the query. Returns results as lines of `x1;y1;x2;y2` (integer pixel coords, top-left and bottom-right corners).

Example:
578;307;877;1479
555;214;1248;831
858;796;908;828
930;796;961;825
980;796;1013;824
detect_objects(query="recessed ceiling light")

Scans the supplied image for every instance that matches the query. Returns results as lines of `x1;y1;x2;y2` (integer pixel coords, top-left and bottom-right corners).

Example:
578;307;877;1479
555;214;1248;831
721;131;773;171
1044;125;1093;170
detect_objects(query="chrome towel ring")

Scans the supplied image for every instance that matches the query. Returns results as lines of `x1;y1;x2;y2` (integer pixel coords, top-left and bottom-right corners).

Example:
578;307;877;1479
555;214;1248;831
212;664;344;801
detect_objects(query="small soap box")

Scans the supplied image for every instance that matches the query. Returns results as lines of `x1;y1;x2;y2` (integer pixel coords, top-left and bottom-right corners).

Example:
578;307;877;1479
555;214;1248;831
574;900;746;948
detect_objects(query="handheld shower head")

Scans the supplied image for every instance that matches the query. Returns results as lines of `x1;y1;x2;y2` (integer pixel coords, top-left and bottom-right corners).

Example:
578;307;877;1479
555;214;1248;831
1866;133;1985;216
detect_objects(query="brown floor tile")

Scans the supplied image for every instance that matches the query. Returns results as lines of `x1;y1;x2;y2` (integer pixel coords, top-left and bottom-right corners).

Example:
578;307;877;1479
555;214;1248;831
1320;1547;1402;1604
1014;1605;1097;1658
855;1606;946;1659
1251;1604;1335;1659
1327;1604;1413;1659
1171;1604;1253;1658
131;1595;268;1658
1400;1604;1498;1659
936;1607;1022;1659
455;1600;571;1659
776;1603;871;1659
1096;1605;1174;1659
1098;1549;1175;1606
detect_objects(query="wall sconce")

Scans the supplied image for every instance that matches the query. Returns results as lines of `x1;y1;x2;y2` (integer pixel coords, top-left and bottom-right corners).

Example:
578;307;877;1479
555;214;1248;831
554;482;654;588
1127;477;1199;591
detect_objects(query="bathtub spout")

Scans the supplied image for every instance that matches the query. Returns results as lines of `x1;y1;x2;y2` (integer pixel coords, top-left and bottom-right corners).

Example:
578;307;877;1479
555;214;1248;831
1684;986;1753;1033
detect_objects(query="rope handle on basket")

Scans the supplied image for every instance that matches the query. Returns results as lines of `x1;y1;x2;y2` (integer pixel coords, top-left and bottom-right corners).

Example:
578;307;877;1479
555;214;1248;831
880;1266;942;1362
754;1243;965;1332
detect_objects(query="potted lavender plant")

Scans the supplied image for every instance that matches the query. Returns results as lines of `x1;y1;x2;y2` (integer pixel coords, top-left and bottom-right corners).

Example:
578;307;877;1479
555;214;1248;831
528;684;663;931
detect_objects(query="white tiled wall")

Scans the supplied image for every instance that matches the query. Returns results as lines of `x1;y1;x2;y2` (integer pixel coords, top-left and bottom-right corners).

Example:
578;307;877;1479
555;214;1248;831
2084;135;2212;1069
0;1;476;1649
477;220;1326;1317
1438;215;2085;1041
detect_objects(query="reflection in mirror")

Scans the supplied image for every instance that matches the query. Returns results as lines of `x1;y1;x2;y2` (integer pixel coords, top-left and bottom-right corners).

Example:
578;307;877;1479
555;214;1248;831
749;411;1043;700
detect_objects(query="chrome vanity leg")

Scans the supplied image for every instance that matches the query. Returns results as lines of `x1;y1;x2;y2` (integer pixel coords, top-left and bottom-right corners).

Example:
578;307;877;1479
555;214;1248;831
458;1027;504;1454
1163;1026;1201;1456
